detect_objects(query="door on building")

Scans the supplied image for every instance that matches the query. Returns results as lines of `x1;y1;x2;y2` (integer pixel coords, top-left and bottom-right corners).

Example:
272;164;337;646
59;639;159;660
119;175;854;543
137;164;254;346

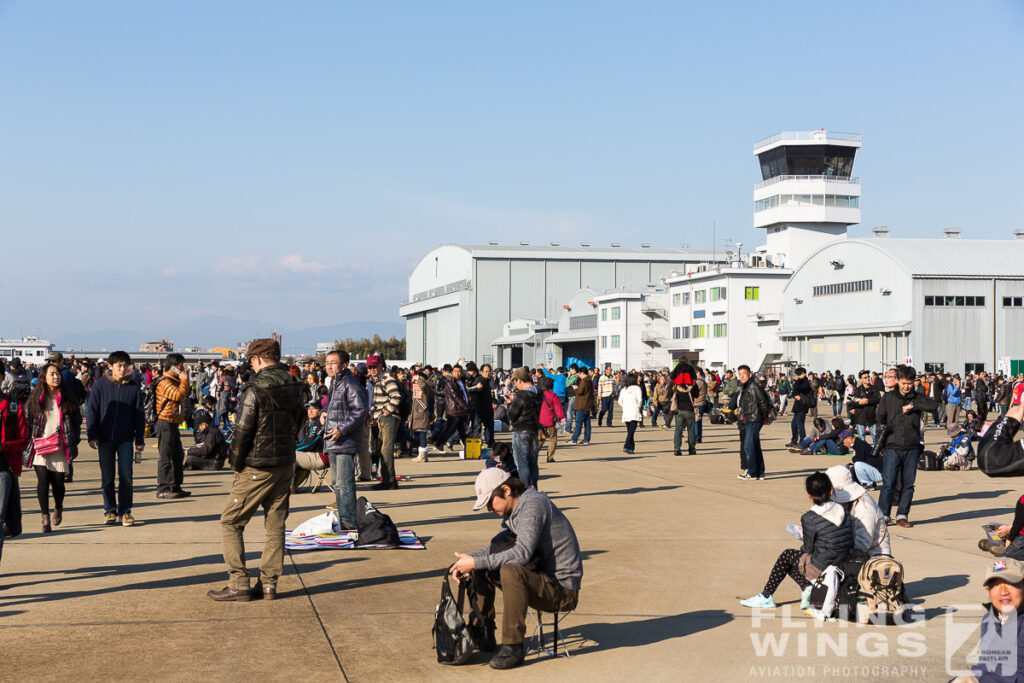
511;347;523;367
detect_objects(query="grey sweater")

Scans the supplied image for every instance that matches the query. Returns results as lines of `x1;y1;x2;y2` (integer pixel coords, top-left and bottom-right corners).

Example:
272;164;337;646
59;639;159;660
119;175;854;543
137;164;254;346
470;488;583;590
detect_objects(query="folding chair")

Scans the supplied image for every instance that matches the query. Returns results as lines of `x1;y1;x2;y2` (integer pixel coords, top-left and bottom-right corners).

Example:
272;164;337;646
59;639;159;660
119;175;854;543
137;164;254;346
309;465;334;494
529;609;570;659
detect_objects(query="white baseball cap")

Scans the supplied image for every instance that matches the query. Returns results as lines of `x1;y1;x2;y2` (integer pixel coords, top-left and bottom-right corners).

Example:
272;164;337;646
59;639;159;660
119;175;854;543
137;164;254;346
472;467;511;511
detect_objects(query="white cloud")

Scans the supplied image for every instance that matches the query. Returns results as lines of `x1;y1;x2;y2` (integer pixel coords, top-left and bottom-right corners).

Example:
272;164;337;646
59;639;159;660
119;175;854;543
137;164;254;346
279;254;329;274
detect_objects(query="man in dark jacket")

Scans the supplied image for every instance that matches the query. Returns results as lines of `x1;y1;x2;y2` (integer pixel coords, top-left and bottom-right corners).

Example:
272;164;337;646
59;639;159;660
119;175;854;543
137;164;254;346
737;364;771;480
670;360;699;456
86;351;146;527
506;368;542;489
434;364;470;455
786;367;813;448
323;349;366;529
209;339;306;602
570;367;595;445
185;410;229;471
467;363;495;448
975;372;990;419
875;364;939;528
849;370;881;444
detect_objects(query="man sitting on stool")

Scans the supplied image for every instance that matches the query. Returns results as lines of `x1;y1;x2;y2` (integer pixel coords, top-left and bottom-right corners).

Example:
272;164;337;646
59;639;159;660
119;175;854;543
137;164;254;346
293;400;327;492
451;468;583;670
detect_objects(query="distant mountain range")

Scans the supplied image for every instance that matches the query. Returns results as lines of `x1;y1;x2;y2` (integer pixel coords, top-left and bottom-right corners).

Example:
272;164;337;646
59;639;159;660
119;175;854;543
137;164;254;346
45;315;405;355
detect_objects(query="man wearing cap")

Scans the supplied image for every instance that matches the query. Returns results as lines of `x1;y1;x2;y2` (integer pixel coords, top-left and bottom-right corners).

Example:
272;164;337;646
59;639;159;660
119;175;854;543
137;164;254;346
208;339;306;602
505;367;542;489
322;349;366;527
451;468;582;670
954;558;1024;682
367;354;403;490
825;465;890;556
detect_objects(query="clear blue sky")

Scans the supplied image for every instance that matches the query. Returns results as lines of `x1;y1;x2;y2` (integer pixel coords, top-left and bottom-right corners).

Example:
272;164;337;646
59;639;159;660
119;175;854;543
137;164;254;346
2;1;1022;337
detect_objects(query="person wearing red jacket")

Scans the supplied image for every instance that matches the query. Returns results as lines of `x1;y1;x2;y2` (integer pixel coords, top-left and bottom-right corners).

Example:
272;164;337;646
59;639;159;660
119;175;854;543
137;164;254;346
0;360;31;565
537;376;566;464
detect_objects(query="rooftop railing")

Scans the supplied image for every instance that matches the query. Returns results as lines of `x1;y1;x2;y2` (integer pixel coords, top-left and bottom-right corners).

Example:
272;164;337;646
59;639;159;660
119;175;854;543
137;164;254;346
754;131;862;149
755;175;860;190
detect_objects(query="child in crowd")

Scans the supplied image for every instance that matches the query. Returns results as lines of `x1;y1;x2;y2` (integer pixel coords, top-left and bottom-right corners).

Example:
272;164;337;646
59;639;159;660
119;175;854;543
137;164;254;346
740;472;854;610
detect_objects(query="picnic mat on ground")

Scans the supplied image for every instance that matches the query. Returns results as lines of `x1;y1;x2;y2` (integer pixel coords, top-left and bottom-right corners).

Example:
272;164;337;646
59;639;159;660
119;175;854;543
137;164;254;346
285;529;425;551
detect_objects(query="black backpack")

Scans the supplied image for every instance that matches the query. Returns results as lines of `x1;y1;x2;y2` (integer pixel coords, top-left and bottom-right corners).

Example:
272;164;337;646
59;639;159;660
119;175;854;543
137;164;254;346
832;547;870;621
355;496;400;547
918;450;942;471
432;569;483;665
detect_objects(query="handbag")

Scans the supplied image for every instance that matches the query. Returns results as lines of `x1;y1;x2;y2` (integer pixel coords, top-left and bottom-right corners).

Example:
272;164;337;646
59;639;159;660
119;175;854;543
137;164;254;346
32;433;61;457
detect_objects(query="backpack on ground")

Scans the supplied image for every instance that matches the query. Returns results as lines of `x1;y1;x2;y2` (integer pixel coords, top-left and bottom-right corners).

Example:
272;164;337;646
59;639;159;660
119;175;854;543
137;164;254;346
917;450;942;471
857;555;908;624
432;568;482;665
355;496;400;547
832;547;870;621
807;565;843;621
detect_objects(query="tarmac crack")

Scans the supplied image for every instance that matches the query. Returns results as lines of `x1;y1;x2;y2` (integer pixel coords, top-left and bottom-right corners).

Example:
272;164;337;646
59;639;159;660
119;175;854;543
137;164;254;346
288;549;349;681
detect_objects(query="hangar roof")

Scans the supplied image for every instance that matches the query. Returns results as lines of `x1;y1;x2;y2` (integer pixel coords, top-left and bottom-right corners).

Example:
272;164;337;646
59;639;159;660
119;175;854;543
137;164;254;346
813;238;1024;278
457;244;722;262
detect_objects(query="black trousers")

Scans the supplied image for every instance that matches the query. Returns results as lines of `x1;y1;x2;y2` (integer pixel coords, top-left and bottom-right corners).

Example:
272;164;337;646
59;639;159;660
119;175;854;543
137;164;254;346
154;420;184;493
434;416;468;449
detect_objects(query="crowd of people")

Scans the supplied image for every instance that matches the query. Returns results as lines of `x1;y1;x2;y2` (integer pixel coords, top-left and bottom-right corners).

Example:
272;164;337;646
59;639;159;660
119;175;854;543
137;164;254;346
2;345;1024;672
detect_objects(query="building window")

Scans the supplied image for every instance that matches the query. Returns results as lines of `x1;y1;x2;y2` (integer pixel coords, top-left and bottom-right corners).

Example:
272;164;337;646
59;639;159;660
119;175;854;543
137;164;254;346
611;335;621;348
710;286;726;301
682;292;690;305
713;323;727;338
569;314;598;330
601;308;607;321
966;363;985;373
693;309;706;319
924;363;945;373
926;295;986;307
601;336;607;348
694;290;706;304
744;286;759;300
1003;297;1024;307
691;325;706;339
812;280;872;297
672;327;681;339
672;293;681;306
611;307;621;320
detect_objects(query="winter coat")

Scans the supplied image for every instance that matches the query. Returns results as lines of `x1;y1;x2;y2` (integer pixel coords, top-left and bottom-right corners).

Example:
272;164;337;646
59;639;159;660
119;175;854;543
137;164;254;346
618;385;643;423
801;502;854;571
542;370;567;399
790;377;813;414
31;390;81;463
466;374;493;418
737;378;771;424
846;495;891;557
876;389;938;451
0;393;30;475
187;424;229;467
155;371;191;424
970;603;1024;681
323;372;367;455
371;372;403;422
443;378;470;418
410;374;434;432
86;373;146;446
538;389;566;428
849;383;881;426
230;364;306;471
507;388;541;434
572;375;596;412
945;383;963;406
652;382;671;406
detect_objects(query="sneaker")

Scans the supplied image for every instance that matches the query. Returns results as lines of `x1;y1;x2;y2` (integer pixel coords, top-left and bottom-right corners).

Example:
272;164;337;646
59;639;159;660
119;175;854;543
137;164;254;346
104;513;118;525
740;593;776;609
121;513;136;527
673;450;682;456
800;586;813;610
758;475;766;481
737;473;754;480
580;441;590;446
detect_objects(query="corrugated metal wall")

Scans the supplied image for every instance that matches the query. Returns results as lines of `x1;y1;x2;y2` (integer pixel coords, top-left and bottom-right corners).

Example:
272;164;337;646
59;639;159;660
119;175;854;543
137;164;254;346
580;261;615;290
650;262;686;282
545;261;582;318
616;262;649;290
406;314;424;363
996;281;1024;366
475;259;512;362
436;305;462;363
509;260;545;320
917;279;994;373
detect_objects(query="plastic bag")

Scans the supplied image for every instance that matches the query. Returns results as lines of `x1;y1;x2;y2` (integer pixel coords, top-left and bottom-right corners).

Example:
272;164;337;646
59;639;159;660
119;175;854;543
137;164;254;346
292;510;340;537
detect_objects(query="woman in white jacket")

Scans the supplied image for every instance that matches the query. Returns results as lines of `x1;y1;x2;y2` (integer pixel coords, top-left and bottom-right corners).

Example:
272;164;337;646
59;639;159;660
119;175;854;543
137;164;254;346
826;465;891;556
618;373;643;454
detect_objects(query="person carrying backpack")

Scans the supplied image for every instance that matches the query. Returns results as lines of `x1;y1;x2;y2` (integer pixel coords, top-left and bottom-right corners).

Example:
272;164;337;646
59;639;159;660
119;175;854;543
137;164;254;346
740;472;853;610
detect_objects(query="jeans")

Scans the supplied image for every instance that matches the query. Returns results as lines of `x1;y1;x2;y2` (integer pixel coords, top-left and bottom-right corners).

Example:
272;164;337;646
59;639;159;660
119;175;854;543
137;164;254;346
565;398;575;433
376;415;400;484
855;423;870;444
693;413;703;443
878;448;921;520
571;410;591;443
830;396;841;416
598;396;615;427
673;410;696;453
853;461;883;486
0;470;12;564
434;416;468;450
790;412;806;443
329;451;357;527
743;421;765;477
511;431;540;489
154;419;184;493
779;397;788;415
964;397;973;411
624;421;638;451
98;440;135;516
807;439;841;455
651;404;669;426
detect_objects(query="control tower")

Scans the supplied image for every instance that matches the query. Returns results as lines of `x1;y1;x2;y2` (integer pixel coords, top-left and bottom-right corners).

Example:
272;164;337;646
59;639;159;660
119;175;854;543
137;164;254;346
752;130;861;268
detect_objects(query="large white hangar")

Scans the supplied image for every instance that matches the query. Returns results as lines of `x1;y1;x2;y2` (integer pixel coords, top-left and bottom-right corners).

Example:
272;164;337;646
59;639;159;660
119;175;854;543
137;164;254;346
400;243;722;366
779;230;1024;374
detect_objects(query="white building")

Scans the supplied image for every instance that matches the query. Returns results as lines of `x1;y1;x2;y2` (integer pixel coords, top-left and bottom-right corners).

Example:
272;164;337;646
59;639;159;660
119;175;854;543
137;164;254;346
492;318;558;368
593;289;671;371
400;243;723;366
0;336;53;363
544;288;599;369
780;228;1024;375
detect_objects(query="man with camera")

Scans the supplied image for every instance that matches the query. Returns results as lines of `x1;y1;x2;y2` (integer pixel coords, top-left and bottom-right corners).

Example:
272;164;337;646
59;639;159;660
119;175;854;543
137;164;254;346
208;338;306;602
154;352;191;499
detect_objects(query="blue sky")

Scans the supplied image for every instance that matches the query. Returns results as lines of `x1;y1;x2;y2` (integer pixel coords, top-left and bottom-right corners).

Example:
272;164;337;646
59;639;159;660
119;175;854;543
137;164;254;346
2;1;1022;337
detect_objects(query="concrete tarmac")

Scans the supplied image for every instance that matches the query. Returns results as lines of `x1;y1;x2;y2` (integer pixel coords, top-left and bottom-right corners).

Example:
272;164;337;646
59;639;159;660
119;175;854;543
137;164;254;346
0;412;1011;681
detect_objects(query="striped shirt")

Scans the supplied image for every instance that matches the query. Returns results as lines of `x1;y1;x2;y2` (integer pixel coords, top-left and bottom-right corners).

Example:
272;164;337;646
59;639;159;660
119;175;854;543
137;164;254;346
371;372;402;421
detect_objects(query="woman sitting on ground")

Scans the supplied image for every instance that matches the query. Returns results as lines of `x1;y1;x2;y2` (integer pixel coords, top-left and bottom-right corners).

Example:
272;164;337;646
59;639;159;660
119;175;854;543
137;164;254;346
790;418;827;453
826;465;890;556
740;472;853;610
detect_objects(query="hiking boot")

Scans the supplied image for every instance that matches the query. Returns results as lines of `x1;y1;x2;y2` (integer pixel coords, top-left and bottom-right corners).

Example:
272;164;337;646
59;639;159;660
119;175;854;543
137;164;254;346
251;581;277;600
488;643;525;670
740;593;776;609
104;512;118;525
206;586;252;602
121;513;136;527
896;518;912;528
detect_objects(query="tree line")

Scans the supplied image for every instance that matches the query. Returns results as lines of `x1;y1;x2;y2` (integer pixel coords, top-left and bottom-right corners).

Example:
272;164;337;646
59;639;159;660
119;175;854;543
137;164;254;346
334;335;406;360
